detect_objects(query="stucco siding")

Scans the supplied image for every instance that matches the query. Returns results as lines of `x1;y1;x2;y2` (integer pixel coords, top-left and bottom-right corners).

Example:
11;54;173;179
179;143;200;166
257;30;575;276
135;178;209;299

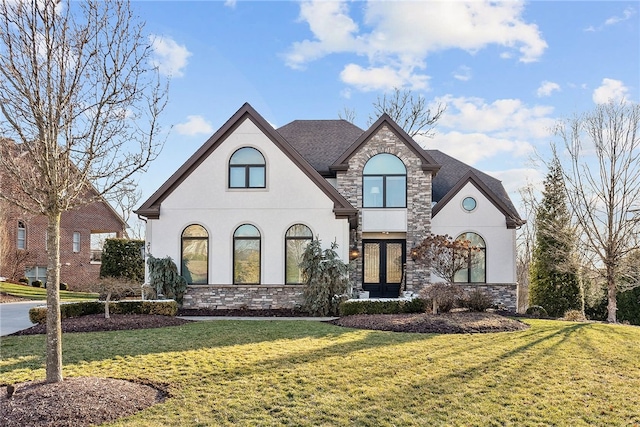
431;182;517;285
146;118;350;287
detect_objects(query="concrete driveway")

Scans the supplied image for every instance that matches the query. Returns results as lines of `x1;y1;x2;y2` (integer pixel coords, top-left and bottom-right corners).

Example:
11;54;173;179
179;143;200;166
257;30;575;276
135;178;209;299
0;301;43;336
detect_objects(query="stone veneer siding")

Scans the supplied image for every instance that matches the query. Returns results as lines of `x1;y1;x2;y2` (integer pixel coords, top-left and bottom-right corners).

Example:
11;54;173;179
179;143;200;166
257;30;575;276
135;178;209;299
183;285;304;310
455;284;518;312
336;124;433;294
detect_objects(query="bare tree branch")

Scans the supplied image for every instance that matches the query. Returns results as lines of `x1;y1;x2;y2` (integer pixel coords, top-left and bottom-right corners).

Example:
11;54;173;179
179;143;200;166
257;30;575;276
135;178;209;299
0;0;168;382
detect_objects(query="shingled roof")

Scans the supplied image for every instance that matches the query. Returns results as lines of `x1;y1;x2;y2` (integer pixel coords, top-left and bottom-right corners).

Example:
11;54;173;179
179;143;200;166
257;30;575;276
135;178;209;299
277;119;523;227
277;120;364;176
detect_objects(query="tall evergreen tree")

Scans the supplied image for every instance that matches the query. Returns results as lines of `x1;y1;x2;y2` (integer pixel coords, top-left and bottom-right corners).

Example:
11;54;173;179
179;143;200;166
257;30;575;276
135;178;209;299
529;160;581;317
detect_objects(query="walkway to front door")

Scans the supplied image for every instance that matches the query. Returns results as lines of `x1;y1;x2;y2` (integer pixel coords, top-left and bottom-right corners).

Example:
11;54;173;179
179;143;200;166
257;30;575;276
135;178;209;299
362;239;405;298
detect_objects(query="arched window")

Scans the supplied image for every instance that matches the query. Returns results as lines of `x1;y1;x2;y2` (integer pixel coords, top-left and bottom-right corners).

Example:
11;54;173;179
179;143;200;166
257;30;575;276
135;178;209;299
363;154;406;208
233;224;261;284
285;224;313;284
181;225;208;284
17;221;26;249
454;232;486;283
229;147;266;188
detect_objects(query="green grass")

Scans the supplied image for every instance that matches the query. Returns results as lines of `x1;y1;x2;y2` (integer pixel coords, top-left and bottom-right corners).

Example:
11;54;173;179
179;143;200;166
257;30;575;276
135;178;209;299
2;319;639;426
0;281;98;301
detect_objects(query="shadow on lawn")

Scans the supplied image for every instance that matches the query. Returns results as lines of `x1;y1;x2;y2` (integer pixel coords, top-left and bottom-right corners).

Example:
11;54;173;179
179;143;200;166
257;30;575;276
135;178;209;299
0;320;437;375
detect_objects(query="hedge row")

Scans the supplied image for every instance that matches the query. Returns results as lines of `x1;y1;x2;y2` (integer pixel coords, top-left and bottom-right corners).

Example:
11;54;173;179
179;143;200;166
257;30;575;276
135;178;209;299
339;298;427;316
29;300;178;324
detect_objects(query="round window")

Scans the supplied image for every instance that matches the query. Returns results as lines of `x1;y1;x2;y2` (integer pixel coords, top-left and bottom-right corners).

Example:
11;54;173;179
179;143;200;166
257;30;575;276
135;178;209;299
462;197;477;212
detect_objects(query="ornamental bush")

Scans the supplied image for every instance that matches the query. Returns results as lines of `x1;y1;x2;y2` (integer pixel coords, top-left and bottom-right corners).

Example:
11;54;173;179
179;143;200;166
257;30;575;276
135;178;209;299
100;238;145;282
29;300;178;324
339;298;427;316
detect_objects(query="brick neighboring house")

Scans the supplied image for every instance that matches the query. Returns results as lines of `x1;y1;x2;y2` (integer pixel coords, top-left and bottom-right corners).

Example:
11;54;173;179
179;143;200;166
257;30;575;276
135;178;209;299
1;181;126;290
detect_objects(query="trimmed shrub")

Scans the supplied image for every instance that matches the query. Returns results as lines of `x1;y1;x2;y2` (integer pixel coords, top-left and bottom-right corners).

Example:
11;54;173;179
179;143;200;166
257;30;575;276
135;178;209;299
59;282;69;291
339;298;427;316
18;277;29;284
526;305;548;318
100;238;145;282
31;280;42;288
28;300;178;324
462;289;494;312
563;309;586;322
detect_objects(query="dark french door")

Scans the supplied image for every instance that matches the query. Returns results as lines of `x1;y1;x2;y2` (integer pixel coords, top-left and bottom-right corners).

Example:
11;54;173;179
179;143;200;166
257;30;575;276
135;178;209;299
362;240;405;298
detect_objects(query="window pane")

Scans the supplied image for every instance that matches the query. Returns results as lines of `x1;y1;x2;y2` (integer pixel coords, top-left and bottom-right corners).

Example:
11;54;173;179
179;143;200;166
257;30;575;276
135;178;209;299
364;243;380;283
230;147;265;165
183;225;207;238
470;249;486;282
17;222;26;249
249;166;265;187
286;224;312;238
234;239;260;284
385;176;406;207
182;238;208;284
286;238;310;284
235;224;260;237
73;232;80;253
229;166;246;188
386;243;403;283
363;154;406;174
454;268;468;283
363;176;384;207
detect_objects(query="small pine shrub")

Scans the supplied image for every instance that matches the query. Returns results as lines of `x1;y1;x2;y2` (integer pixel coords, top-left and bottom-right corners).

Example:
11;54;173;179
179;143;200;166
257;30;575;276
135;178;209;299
526;305;548;318
59;282;69;291
563;309;586;322
31;280;42;288
18;277;29;284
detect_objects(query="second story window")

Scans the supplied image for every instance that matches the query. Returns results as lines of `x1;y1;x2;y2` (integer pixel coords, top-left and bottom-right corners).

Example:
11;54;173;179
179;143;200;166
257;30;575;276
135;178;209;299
72;232;81;253
229;147;266;188
17;221;26;249
363;153;407;208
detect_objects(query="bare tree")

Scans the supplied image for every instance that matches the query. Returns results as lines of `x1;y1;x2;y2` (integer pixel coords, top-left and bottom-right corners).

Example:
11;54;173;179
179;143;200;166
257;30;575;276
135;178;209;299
368;88;446;138
338;107;357;124
0;198;9;277
411;234;478;313
0;0;167;383
553;100;640;323
515;183;539;312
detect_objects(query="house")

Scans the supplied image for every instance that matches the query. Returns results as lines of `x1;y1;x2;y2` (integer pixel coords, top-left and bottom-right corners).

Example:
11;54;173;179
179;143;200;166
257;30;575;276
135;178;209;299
136;103;524;311
0;176;127;289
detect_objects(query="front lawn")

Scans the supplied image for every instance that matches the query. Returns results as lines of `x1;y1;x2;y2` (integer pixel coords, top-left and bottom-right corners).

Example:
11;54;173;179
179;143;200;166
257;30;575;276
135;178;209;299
0;282;98;301
1;319;639;426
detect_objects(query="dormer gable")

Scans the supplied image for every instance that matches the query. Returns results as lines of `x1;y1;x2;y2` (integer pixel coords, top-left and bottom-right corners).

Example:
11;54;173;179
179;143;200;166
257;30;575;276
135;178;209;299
135;103;357;222
330;114;441;175
432;170;524;229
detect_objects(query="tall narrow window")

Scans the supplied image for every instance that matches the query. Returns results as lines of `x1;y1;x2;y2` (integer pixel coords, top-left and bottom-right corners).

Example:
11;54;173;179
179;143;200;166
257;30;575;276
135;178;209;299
181;225;209;284
229;147;266;188
72;232;81;253
17;221;26;249
363;154;407;208
233;224;261;284
285;224;312;284
454;232;486;283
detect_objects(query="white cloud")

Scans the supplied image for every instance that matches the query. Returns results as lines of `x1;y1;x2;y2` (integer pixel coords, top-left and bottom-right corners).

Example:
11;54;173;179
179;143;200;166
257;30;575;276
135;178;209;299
592;78;629;104
224;0;237;8
435;95;556;140
340;64;429;92
486;168;544;196
423;131;534;165
453;66;472;82
536;81;561;97
149;35;192;78
175;115;214;136
585;7;636;31
284;1;547;91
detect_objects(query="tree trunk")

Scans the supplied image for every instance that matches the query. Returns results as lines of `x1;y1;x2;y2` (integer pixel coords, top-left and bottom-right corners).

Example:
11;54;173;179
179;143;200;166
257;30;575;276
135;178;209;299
607;278;617;323
105;291;111;319
45;211;63;383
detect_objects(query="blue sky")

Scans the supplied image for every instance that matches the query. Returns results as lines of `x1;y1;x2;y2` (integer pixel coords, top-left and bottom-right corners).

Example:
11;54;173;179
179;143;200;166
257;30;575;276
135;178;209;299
136;0;639;213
